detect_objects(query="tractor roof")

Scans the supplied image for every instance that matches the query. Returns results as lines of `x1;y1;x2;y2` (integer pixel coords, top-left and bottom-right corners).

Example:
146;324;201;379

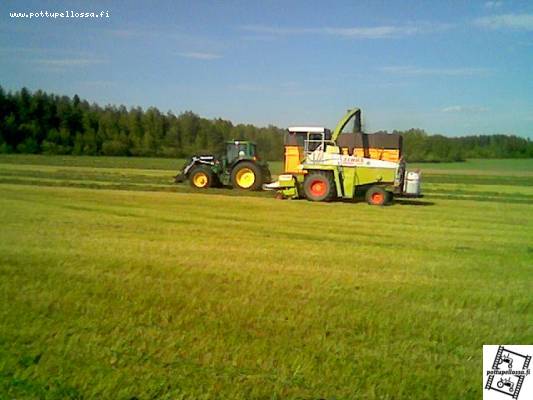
288;126;328;133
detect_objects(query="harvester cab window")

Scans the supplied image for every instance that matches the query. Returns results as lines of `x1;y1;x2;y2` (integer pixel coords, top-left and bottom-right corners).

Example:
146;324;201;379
285;131;306;147
306;132;325;153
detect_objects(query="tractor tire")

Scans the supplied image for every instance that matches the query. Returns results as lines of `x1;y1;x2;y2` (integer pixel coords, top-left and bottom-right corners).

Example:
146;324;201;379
303;172;336;202
231;161;263;190
189;165;214;189
366;186;390;206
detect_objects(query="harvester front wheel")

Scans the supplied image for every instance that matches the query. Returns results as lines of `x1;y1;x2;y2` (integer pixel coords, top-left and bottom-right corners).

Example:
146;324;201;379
189;166;214;189
231;161;263;190
303;172;336;202
366;186;390;206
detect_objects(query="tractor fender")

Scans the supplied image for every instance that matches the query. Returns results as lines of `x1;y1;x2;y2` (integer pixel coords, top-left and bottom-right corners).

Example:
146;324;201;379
230;158;270;172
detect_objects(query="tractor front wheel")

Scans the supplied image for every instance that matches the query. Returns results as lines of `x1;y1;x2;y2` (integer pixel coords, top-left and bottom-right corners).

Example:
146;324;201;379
189;165;214;189
366;186;391;206
231;162;263;190
303;172;336;202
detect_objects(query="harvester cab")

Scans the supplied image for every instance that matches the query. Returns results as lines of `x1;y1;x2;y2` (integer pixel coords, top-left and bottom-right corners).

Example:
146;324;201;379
175;140;271;191
264;108;422;204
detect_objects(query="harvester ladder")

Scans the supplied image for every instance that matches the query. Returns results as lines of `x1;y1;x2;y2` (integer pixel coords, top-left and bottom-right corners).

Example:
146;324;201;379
493;346;504;370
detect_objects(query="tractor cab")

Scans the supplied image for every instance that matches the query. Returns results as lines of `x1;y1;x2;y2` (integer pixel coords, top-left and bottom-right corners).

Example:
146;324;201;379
224;140;257;164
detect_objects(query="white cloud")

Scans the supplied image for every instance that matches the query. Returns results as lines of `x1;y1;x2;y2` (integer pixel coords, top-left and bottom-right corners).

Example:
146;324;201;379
1;47;95;57
233;83;267;92
240;26;315;35
474;13;533;30
241;22;450;39
484;1;503;9
0;47;50;54
106;28;225;53
106;29;141;38
441;105;489;113
323;26;420;39
177;52;221;60
380;66;491;76
35;58;106;67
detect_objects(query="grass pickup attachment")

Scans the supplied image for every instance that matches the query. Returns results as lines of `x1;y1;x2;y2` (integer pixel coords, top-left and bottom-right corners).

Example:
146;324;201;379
175;140;271;191
264;108;422;205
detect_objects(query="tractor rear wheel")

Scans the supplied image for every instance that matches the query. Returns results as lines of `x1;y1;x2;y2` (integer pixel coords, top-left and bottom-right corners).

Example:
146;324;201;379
231;161;263;190
303;172;336;202
366;186;390;206
189;165;214;189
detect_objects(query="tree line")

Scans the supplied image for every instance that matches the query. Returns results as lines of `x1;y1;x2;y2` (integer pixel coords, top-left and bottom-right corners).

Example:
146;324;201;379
0;86;285;160
398;128;533;162
1;86;531;162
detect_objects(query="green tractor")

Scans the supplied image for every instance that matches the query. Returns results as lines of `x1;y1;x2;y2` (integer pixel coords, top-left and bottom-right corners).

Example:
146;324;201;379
175;140;271;190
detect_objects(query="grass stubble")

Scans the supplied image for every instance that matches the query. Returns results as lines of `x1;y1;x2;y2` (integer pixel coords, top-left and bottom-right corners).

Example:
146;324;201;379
0;156;531;399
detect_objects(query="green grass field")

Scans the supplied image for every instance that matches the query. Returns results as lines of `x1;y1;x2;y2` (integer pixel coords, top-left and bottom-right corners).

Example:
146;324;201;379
0;155;532;399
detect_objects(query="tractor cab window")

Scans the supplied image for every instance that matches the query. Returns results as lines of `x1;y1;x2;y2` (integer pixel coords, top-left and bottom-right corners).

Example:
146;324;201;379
226;142;249;162
249;143;257;157
340;111;362;134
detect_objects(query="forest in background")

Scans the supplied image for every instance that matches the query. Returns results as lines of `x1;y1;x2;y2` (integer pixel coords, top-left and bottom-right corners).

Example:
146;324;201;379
1;86;532;162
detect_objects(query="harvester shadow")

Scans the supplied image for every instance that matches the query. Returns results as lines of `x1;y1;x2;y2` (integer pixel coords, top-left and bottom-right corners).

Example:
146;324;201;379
393;199;435;206
349;194;435;207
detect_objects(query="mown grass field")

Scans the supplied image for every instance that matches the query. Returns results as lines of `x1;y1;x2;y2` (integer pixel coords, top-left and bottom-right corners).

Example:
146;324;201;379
0;155;532;399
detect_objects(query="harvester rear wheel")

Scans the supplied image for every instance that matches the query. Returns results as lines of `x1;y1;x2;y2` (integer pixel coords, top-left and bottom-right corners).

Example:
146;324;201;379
189;165;214;189
303;172;336;202
366;186;390;206
231;161;263;190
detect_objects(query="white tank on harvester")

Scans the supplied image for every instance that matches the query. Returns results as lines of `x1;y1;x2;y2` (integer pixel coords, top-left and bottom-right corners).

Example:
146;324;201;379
264;108;422;205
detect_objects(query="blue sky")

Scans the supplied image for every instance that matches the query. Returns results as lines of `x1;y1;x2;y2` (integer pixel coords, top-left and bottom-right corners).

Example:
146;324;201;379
1;0;532;137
